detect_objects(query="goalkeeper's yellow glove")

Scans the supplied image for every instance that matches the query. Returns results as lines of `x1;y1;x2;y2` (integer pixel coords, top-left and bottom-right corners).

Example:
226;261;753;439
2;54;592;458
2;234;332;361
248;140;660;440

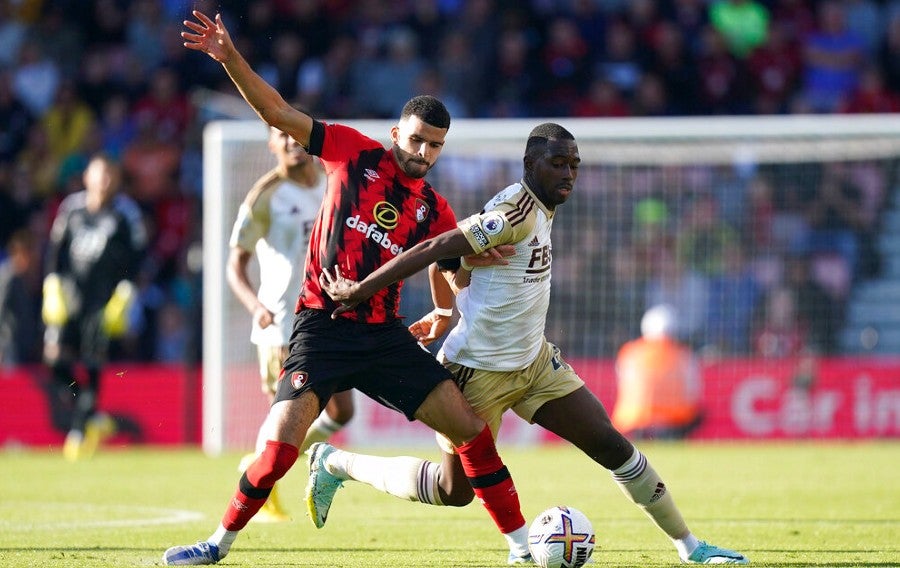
42;273;69;326
102;280;137;338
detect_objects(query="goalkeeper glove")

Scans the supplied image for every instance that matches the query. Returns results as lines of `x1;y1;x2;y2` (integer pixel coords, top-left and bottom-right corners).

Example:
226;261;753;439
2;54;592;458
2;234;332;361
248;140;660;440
42;273;69;326
102;280;137;338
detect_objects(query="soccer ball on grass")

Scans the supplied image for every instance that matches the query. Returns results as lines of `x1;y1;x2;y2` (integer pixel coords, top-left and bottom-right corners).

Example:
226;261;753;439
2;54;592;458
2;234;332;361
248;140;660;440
527;506;595;568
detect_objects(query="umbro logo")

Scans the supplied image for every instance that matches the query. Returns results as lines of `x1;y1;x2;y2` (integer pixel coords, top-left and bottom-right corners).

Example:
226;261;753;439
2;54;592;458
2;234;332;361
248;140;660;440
528;236;540;246
364;168;380;182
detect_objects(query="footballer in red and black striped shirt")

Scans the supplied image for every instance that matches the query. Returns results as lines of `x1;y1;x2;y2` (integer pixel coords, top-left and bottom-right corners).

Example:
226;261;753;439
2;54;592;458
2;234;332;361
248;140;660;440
296;114;458;323
171;14;527;565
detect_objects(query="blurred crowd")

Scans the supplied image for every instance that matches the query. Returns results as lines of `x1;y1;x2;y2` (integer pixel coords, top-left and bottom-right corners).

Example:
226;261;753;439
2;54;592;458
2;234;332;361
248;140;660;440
1;0;899;366
538;159;887;359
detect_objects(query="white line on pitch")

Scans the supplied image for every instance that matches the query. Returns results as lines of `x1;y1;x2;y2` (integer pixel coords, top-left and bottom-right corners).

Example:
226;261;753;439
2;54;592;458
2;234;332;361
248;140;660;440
0;503;205;531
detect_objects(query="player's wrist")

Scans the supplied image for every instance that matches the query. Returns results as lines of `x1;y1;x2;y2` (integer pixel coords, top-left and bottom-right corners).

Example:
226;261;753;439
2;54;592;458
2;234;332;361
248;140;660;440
432;306;453;318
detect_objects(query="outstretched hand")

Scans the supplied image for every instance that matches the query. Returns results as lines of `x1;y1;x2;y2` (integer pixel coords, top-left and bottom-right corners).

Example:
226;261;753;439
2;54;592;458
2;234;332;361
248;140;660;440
408;310;452;346
182;11;235;63
319;265;363;318
463;244;516;268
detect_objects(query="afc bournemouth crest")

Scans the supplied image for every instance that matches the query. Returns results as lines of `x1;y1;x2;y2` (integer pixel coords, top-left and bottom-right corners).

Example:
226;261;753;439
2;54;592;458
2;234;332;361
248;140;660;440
290;371;309;389
415;198;430;223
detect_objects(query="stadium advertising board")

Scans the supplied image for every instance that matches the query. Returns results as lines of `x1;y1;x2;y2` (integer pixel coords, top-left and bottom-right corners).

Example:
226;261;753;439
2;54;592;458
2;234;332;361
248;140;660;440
1;358;898;447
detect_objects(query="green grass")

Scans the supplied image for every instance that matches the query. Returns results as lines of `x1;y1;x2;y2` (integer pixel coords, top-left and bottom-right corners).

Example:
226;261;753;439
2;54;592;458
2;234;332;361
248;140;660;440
1;442;898;567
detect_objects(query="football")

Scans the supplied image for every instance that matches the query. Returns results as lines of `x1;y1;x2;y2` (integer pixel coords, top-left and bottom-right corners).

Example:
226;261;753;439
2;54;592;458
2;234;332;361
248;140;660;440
527;506;596;568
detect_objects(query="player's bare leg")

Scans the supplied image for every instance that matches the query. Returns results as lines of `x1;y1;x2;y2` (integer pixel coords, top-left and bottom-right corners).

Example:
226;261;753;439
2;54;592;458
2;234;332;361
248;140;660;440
533;387;748;564
298;390;354;455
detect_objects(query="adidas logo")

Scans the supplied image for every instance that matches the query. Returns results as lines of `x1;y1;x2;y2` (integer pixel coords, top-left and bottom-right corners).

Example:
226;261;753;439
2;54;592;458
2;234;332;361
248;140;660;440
528;236;539;246
649;482;666;503
364;168;380;182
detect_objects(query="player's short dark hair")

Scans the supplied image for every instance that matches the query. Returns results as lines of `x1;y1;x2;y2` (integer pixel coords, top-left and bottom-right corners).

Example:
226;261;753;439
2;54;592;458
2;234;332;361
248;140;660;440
525;123;575;157
401;95;451;129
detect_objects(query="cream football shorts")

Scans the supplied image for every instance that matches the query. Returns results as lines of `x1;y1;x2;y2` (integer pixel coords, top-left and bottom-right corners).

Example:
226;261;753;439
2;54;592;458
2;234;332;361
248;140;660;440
257;344;290;396
436;339;584;453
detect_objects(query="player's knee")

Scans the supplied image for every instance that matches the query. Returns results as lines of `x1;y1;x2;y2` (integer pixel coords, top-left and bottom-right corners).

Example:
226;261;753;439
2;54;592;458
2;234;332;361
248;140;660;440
246;441;300;487
328;402;354;424
588;430;634;470
445;409;487;445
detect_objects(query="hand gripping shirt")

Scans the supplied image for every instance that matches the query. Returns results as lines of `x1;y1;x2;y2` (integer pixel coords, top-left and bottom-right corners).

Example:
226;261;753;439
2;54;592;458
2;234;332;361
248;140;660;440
230;168;326;346
440;181;554;371
297;120;458;323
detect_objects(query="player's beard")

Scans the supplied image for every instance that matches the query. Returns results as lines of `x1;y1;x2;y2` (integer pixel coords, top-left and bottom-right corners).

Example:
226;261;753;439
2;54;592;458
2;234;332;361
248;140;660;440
393;144;431;179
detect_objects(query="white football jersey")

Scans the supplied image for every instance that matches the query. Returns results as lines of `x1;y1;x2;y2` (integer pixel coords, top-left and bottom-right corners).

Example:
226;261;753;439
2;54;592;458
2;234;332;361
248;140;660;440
229;168;325;346
440;181;554;371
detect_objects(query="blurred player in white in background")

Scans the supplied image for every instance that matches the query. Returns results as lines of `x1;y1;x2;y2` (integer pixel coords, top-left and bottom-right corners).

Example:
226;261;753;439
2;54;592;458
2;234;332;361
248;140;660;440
226;123;354;521
612;304;704;440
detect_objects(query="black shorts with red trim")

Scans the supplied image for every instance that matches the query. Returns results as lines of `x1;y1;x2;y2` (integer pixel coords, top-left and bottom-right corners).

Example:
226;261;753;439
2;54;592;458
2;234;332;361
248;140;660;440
276;308;452;420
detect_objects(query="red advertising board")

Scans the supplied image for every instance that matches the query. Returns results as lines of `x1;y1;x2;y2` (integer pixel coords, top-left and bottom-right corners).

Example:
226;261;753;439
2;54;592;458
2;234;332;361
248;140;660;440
0;364;201;447
565;356;900;440
1;357;897;448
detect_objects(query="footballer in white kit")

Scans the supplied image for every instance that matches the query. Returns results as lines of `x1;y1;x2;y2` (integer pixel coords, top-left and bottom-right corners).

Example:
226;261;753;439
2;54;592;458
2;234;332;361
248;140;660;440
437;180;584;444
230;168;325;384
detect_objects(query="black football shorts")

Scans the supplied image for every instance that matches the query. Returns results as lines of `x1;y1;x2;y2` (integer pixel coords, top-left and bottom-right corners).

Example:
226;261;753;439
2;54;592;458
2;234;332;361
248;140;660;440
276;308;453;420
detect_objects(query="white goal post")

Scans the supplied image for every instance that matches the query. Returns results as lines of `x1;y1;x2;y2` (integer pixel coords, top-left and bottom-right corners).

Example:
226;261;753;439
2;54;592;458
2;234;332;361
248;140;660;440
203;115;900;454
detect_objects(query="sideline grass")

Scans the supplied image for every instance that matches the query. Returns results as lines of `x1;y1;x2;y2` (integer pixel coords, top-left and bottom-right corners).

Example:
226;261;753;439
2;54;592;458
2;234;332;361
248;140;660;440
1;442;898;567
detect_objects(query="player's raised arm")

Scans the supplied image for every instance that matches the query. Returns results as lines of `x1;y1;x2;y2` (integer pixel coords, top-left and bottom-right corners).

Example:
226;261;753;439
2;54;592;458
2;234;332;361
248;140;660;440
181;11;312;146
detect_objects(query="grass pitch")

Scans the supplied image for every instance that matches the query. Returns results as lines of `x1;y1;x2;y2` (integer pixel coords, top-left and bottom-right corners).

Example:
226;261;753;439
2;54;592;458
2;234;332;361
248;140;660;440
1;442;898;567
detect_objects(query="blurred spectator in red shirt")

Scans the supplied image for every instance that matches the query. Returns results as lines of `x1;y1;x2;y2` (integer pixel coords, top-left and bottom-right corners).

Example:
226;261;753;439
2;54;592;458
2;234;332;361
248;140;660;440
747;22;802;114
536;16;591;115
752;285;807;358
132;66;192;143
770;0;816;42
696;26;750;114
572;76;631;117
837;65;900;113
121;117;180;205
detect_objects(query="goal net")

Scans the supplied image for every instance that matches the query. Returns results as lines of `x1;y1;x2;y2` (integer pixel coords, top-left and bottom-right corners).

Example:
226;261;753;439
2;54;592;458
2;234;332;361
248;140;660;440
203;115;900;454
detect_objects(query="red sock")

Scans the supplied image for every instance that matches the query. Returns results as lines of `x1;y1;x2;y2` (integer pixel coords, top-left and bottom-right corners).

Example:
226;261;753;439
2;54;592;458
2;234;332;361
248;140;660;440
456;425;526;533
222;441;298;531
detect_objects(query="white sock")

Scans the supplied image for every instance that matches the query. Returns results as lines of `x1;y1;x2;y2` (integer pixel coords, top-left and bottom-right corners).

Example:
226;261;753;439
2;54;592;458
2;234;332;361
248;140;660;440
674;533;700;560
328;450;443;504
503;524;530;558
208;523;237;557
611;446;690;547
